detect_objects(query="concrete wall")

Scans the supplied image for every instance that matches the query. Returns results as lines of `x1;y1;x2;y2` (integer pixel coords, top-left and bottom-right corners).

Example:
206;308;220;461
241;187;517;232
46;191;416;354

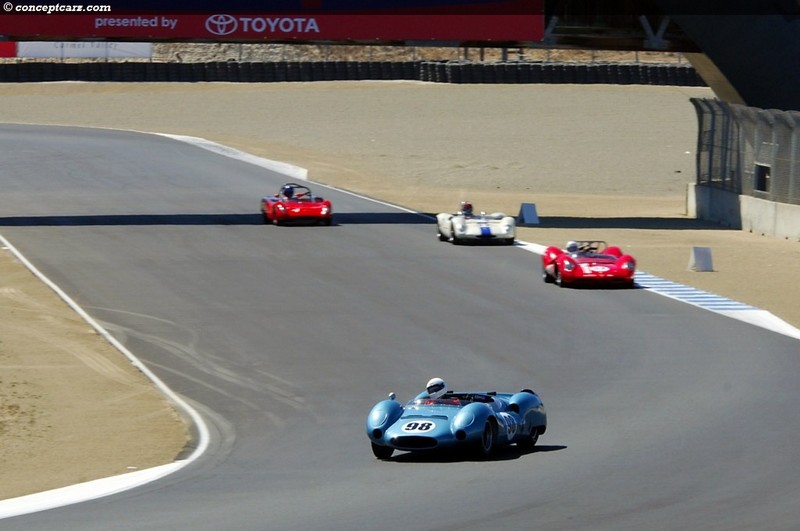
690;183;800;241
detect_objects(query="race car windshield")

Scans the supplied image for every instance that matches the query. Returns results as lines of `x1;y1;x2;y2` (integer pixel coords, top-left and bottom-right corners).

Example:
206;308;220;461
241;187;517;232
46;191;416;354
409;393;494;407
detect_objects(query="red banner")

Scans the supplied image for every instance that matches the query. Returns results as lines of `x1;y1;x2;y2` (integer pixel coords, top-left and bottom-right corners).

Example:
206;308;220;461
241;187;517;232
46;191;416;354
0;13;543;43
0;41;15;57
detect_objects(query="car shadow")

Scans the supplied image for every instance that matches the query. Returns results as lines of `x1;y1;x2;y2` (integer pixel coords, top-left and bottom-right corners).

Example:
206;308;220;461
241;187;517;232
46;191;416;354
0;211;435;227
552;283;644;291
1;213;734;230
532;215;732;230
446;239;516;246
0;213;265;227
385;444;566;463
331;212;433;225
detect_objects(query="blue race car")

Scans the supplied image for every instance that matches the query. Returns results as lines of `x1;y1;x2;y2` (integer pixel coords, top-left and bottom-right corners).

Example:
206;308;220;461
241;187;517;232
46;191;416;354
366;381;546;459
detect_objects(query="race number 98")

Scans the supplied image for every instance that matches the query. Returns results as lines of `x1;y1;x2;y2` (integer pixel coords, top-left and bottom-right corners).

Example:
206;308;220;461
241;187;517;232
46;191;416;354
402;421;436;432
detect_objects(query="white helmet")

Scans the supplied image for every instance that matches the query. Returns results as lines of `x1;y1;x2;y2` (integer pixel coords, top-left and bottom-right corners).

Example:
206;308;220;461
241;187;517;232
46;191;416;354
426;377;447;399
566;241;579;253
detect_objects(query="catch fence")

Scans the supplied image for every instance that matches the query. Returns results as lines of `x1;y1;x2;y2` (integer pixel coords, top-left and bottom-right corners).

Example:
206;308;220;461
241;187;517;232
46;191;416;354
692;98;800;205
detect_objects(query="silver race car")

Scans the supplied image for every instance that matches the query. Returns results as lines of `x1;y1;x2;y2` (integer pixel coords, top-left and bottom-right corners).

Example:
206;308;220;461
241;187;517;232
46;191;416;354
436;201;516;245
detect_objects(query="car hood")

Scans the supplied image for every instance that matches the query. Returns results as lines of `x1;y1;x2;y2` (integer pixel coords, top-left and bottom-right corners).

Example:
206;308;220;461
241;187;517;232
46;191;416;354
401;404;462;419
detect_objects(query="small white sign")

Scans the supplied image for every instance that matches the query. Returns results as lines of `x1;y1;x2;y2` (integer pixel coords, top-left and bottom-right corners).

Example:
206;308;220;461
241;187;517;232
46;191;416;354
688;246;714;272
518;203;539;225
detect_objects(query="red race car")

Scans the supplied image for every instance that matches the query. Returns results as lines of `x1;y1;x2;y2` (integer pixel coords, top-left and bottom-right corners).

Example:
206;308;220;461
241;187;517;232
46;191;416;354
542;240;636;288
260;182;333;226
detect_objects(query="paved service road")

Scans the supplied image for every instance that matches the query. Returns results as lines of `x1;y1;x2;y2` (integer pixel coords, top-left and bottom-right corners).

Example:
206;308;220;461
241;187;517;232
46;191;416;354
2;125;800;530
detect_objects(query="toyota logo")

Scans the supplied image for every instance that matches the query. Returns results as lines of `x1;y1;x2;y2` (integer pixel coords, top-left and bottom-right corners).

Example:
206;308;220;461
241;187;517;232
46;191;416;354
205;14;238;36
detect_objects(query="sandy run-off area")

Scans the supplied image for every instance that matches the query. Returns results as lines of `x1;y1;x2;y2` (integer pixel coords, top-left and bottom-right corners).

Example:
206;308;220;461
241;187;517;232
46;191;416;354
1;81;798;501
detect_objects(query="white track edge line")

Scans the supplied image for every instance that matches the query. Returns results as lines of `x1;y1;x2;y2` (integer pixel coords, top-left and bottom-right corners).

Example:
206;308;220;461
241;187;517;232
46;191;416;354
0;235;210;518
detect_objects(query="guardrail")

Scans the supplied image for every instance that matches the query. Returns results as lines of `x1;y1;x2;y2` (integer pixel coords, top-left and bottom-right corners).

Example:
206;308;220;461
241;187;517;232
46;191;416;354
0;60;705;86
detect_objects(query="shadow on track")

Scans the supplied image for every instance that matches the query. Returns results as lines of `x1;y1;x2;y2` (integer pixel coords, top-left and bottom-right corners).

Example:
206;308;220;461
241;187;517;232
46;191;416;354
535;216;731;230
330;212;432;225
0;211;434;227
0;213;265;226
381;444;567;464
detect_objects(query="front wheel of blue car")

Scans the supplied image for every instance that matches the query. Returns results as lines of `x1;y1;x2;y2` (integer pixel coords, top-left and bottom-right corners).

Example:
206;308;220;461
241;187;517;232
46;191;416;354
476;421;496;458
371;442;394;460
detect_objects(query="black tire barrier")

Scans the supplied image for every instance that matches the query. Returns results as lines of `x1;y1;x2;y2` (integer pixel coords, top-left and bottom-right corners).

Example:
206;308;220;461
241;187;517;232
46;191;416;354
616;64;632;85
74;63;91;81
3;63;18;82
572;63;586;84
316;61;330;81
165;62;180;82
446;62;462;84
516;62;531;83
584;63;598;84
343;61;355;80
561;63;578;84
418;61;430;82
500;62;518;84
228;61;243;82
334;61;349;80
202;62;218;82
469;62;484;83
358;61;373;80
404;62;419;80
434;62;447;83
528;63;543;83
541;63;557;84
187;62;203;82
367;61;382;80
479;63;495;84
273;61;287;82
0;60;705;87
387;61;405;80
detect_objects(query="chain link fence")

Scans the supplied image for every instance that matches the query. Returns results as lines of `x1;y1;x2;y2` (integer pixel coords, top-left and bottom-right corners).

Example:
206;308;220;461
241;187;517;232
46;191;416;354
692;98;800;205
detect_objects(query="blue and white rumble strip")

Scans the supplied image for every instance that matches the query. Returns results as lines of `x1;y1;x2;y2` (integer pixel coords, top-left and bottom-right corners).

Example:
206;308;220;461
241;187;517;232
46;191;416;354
633;271;800;340
514;241;800;341
634;272;757;312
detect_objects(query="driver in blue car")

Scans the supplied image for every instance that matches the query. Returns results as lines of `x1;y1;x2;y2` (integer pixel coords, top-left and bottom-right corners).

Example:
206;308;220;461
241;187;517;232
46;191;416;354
425;377;448;399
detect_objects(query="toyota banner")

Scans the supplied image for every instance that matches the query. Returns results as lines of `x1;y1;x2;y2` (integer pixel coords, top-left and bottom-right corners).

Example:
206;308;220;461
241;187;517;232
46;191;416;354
0;0;544;44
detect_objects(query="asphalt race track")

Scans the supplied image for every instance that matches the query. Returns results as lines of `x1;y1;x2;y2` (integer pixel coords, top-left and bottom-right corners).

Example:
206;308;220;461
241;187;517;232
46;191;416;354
2;124;800;530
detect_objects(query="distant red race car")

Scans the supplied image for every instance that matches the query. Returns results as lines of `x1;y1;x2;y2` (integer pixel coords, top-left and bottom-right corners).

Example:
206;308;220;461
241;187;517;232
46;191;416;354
542;240;636;288
260;182;333;226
